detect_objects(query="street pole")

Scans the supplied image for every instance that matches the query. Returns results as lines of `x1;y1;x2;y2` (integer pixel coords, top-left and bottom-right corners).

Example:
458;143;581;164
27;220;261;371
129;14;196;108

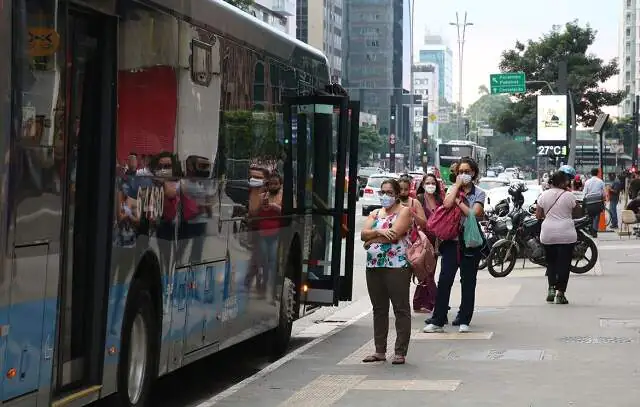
408;0;415;170
634;95;639;167
450;12;473;140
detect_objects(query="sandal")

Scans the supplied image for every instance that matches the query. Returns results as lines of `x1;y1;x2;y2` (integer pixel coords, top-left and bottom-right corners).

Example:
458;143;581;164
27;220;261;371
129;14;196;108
391;355;405;365
362;354;386;363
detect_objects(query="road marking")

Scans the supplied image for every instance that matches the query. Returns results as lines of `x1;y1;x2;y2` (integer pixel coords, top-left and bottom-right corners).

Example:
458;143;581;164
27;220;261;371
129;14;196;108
193;299;372;406
278;375;367;407
354;379;461;391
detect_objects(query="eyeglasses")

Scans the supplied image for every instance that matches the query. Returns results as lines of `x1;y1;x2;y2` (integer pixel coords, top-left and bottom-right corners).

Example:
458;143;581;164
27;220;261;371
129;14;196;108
378;190;395;197
457;169;472;175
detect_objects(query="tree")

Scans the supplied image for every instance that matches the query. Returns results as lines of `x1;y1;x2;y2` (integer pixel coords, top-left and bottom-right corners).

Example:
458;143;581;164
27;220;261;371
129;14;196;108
608;117;634;154
358;126;385;165
466;93;511;128
487;135;536;167
224;0;253;11
495;21;625;135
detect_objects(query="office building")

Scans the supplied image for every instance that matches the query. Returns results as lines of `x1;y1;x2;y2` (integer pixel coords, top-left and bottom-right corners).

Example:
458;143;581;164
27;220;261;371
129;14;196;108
418;33;453;104
412;63;439;137
619;0;637;117
343;0;405;139
296;0;343;82
251;0;296;37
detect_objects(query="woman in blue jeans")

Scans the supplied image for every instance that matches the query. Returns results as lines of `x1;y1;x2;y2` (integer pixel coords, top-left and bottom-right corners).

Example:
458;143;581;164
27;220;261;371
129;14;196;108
423;157;485;333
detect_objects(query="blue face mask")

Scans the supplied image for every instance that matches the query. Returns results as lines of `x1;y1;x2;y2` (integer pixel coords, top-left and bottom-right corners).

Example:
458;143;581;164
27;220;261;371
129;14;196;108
380;195;395;208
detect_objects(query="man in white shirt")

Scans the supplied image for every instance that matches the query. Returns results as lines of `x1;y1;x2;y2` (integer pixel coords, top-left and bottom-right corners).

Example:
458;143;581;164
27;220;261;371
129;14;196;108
582;168;605;237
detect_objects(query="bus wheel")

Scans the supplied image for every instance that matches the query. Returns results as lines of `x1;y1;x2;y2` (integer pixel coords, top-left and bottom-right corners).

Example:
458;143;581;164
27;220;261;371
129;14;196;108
118;279;158;407
267;276;296;361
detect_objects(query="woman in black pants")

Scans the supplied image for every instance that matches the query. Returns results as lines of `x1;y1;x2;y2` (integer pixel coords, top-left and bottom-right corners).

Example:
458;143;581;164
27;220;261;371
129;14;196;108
535;166;577;304
423;157;485;333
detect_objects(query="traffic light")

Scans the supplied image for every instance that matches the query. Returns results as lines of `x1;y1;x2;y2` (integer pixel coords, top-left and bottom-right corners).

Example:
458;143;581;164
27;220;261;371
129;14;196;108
421;136;429;165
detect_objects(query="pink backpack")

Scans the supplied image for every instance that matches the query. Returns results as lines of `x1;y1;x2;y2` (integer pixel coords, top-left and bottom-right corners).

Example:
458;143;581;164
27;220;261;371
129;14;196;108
426;204;463;241
406;230;437;283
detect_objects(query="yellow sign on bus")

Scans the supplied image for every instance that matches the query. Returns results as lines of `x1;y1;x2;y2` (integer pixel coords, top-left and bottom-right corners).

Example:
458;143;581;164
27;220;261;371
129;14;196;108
29;28;60;57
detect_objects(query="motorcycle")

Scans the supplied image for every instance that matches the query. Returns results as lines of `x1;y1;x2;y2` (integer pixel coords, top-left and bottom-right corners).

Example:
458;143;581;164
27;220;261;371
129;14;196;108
487;201;598;278
478;198;511;271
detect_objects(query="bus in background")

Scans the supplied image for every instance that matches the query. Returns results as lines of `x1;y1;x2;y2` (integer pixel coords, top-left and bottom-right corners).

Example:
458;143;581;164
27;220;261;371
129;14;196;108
436;140;487;185
1;0;358;406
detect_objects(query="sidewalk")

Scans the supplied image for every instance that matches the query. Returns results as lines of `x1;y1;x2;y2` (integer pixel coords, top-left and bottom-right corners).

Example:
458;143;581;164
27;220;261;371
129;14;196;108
206;239;640;407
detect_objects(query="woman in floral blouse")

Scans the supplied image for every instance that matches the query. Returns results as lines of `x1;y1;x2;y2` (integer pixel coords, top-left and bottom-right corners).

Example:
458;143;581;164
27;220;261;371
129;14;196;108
360;178;412;365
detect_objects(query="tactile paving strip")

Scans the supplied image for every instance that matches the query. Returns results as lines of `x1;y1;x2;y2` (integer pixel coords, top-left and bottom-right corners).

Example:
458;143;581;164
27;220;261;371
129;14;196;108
278;375;367;407
354;379;461;391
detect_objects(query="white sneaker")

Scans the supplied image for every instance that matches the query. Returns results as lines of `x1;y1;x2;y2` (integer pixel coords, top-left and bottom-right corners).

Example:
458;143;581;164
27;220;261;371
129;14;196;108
458;324;470;333
423;324;444;333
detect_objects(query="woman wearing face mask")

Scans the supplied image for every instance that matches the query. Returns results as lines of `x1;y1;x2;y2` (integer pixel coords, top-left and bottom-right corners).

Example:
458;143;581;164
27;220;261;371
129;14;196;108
412;173;443;313
424;157;485;333
360;179;412;365
397;177;427;231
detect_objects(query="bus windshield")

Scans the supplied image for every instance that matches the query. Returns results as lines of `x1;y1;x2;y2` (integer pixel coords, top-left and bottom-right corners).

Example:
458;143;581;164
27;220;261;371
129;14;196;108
439;144;473;159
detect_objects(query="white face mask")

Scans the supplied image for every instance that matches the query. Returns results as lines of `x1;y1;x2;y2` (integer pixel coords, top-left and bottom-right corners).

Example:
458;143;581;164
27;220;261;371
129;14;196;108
249;178;264;188
154;168;172;177
460;174;472;185
424;185;437;195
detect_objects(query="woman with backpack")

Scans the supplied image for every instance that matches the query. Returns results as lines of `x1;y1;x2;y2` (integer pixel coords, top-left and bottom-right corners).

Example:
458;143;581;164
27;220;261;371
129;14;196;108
412;173;443;313
361;178;413;365
423;157;486;334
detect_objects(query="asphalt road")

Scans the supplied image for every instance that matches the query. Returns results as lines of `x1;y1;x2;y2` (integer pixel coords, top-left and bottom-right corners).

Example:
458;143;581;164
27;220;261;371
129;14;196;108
99;202;369;407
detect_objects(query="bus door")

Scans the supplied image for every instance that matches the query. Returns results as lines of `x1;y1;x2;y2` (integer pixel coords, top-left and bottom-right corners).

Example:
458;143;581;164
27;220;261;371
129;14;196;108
283;95;357;306
53;5;116;397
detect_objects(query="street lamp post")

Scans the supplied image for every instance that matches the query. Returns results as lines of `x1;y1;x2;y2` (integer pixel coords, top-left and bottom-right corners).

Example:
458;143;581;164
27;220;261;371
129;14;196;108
450;12;473;140
408;0;416;170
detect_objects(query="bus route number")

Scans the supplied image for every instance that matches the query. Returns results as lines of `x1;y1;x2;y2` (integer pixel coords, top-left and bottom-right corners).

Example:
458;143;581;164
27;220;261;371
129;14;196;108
537;145;566;156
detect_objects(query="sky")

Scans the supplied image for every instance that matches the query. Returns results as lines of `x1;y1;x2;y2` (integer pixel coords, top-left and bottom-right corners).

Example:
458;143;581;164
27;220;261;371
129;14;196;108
408;0;621;113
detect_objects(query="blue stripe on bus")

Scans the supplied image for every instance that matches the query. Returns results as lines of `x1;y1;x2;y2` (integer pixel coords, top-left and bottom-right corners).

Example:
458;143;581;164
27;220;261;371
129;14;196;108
2;258;252;401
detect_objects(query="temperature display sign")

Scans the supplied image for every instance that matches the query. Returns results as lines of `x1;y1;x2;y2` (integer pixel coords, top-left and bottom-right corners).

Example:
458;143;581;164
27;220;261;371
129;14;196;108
537;145;567;156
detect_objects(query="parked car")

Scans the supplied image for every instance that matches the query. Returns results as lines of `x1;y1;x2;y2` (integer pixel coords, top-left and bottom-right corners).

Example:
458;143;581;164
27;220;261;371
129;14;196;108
357;167;383;198
361;173;400;216
478;177;510;191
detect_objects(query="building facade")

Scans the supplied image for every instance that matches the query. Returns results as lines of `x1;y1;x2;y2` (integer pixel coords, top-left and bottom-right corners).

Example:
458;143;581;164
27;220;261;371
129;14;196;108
619;0;637;117
418;33;453;104
343;0;405;140
250;0;296;37
296;0;343;82
412;63;439;138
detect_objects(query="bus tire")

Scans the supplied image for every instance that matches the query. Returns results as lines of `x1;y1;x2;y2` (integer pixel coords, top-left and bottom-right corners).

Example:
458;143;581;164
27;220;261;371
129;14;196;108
117;278;158;407
267;275;296;361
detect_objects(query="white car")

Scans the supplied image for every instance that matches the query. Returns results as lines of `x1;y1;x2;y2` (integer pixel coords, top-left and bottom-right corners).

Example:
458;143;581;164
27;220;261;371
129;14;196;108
361;173;399;216
485;185;542;211
478;177;510;191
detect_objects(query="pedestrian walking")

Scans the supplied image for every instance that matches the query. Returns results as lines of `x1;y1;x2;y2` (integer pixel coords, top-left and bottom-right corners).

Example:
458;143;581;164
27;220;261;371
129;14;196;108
583;168;605;237
608;173;624;229
535;166;577;305
360;178;413;365
412;173;442;313
423;157;485;334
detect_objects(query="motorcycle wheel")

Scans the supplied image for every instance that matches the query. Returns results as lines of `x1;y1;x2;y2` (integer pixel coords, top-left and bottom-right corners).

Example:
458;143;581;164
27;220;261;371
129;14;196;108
570;233;598;274
487;245;517;278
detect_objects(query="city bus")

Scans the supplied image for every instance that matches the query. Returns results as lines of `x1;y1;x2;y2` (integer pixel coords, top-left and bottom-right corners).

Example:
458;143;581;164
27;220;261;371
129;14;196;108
436;140;487;185
0;0;358;406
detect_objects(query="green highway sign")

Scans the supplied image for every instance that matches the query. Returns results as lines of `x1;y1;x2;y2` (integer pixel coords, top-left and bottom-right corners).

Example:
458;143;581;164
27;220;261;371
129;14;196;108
490;72;526;94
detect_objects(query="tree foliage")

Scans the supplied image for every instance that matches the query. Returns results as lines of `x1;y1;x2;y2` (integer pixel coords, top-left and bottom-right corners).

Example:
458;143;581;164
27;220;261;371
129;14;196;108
224;0;253;11
358;126;385;165
495;21;625;135
487;135;536;167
